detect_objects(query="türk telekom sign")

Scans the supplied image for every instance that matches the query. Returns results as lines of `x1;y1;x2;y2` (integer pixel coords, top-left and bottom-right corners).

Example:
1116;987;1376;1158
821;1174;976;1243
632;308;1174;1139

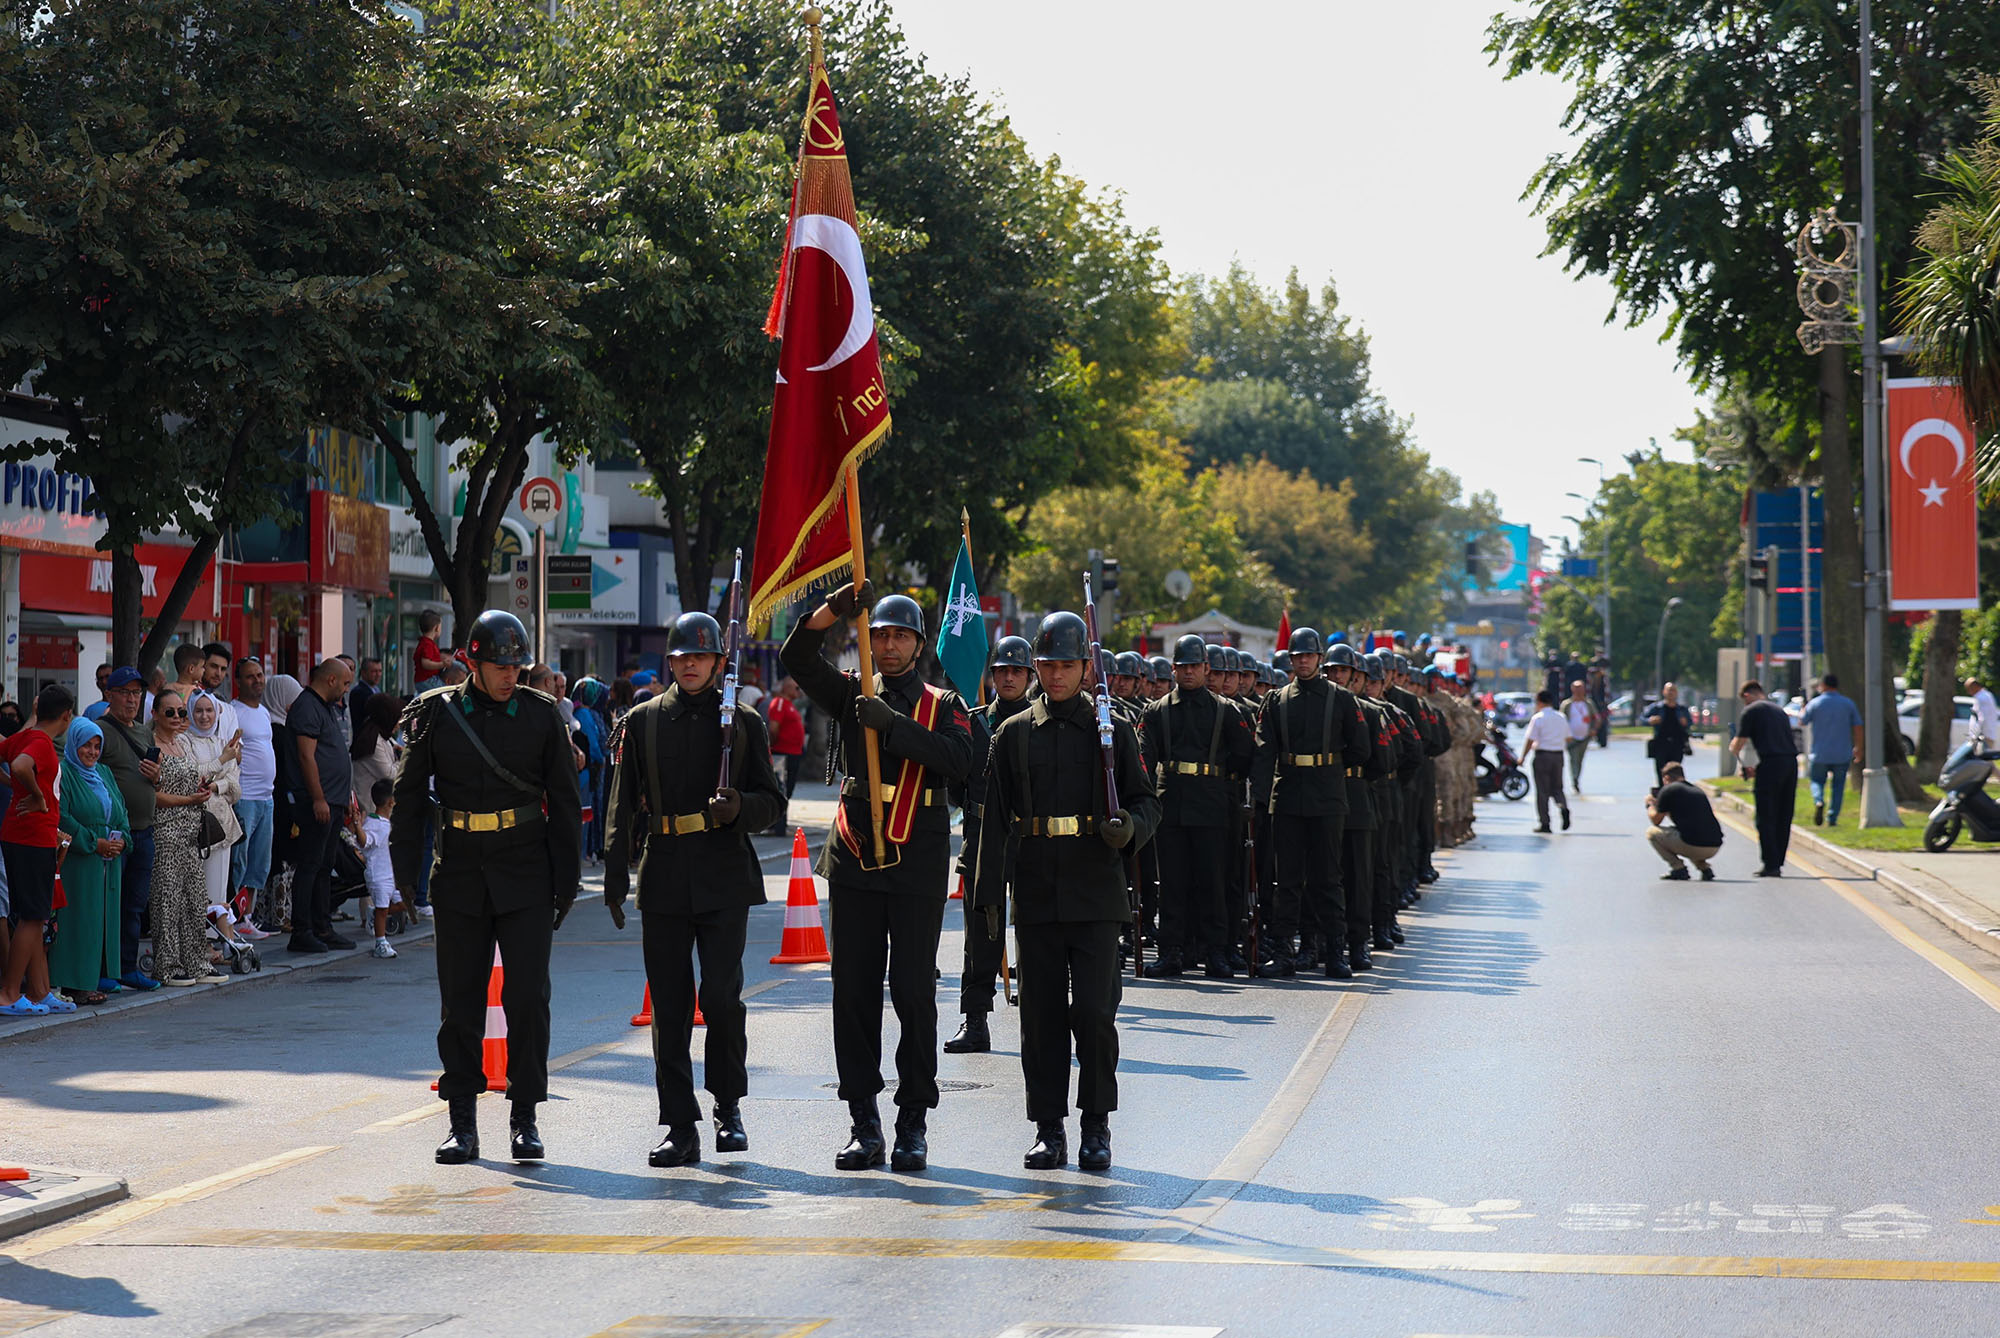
308;490;389;593
1886;379;1981;612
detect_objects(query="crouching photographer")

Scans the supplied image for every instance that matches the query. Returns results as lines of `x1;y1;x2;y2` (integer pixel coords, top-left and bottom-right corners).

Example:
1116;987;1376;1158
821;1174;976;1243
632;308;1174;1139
1645;763;1723;882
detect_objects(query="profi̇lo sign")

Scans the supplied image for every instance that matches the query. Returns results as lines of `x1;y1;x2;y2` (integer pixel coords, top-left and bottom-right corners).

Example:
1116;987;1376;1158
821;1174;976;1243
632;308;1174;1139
2;462;100;518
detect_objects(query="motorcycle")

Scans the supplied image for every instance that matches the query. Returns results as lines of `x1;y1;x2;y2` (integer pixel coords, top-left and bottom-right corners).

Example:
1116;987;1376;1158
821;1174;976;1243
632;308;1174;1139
1475;721;1531;802
1923;740;2000;852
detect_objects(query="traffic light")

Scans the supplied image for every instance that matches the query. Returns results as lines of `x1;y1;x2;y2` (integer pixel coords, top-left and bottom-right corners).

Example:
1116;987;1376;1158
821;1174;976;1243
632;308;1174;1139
1465;539;1480;576
1747;549;1771;589
1101;556;1120;596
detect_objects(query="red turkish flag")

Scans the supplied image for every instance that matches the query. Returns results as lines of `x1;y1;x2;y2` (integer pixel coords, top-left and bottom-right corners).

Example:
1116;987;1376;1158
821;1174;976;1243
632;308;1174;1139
1276;610;1292;651
1886;378;1980;611
748;59;891;628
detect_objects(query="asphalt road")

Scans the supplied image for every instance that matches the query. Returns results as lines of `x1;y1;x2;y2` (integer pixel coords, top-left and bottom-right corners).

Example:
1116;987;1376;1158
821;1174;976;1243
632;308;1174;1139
6;738;2000;1337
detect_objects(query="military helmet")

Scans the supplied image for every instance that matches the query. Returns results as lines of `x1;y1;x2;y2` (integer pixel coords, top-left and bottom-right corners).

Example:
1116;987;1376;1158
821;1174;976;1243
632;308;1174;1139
1204;643;1228;672
666;612;724;657
465;610;533;667
1288;626;1323;656
1113;650;1146;679
1387;653;1408;676
1327;630;1348;645
1327;642;1359;670
1147;655;1172;682
1421;664;1442;680
1362;652;1386;680
1271;649;1292;674
1172;634;1209;667
1257;662;1275;687
869;594;927;639
1033;611;1090;661
990;635;1033;670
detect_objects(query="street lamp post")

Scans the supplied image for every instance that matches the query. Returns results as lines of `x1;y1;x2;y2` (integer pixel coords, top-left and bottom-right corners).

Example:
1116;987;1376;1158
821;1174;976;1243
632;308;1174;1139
1564;494;1613;673
1855;0;1899;828
1655;597;1684;696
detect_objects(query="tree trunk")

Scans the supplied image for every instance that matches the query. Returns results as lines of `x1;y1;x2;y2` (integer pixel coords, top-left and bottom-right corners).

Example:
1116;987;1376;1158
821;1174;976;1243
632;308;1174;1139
110;547;145;669
135;532;220;677
1916;611;1962;774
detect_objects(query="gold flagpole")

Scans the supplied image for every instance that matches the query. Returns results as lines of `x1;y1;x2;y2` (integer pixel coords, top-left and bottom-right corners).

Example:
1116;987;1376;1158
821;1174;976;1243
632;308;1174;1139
961;506;986;708
845;463;888;865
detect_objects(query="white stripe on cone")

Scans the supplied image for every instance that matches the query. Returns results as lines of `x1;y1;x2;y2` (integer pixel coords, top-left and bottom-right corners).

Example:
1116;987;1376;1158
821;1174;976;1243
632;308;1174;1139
789;855;813;879
484;1004;508;1039
784;904;822;929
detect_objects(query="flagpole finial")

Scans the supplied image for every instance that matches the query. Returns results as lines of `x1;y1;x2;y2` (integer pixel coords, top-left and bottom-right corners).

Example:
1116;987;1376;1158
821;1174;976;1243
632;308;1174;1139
802;6;825;65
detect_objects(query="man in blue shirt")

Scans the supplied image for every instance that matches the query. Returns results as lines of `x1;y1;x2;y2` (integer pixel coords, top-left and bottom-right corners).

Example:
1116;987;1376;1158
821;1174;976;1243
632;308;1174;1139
1799;674;1864;827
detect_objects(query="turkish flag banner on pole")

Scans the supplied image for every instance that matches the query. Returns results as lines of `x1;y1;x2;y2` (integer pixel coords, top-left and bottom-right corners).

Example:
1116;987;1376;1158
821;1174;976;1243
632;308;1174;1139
748;45;891;629
1886;378;1980;611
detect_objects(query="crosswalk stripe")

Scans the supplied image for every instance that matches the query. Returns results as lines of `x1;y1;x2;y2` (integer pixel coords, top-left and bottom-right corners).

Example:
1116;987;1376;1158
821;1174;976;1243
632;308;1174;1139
587;1320;828;1338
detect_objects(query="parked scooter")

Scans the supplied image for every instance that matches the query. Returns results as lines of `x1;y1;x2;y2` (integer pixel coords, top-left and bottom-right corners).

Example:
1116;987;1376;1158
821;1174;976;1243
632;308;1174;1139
1923;740;2000;852
1475;721;1531;802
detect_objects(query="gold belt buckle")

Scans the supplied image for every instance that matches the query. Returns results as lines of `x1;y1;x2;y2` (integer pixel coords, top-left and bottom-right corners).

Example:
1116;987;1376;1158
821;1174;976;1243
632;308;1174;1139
467;811;502;832
1043;816;1081;836
670;812;708;836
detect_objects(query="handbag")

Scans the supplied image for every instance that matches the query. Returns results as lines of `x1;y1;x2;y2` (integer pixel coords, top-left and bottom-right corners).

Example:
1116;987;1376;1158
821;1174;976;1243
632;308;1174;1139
196;805;228;855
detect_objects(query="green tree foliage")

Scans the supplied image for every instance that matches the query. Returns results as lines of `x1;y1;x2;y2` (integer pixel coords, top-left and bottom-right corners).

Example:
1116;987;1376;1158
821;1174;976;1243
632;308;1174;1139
1205;458;1371;634
1172;265;1484;620
1537;447;1744;688
0;0;449;667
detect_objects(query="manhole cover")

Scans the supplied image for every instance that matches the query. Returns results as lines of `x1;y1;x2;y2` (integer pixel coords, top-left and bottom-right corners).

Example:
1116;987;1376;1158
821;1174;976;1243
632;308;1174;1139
820;1079;987;1094
305;975;368;985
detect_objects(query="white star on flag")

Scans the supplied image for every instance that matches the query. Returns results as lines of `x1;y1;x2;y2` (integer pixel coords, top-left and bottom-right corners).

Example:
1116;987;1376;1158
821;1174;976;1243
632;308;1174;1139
1920;479;1949;507
945;584;982;637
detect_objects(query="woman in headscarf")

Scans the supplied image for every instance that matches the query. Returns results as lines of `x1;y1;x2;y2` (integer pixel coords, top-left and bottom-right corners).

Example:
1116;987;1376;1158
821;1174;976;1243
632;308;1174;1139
51;718;128;1005
349;692;404;819
149;688;225;986
186;690;244;921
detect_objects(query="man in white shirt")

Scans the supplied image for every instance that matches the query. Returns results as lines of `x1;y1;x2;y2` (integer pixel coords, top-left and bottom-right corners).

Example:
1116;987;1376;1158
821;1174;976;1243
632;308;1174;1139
229;657;278;918
1523;689;1573;833
1563;678;1601;794
1969;677;1999;750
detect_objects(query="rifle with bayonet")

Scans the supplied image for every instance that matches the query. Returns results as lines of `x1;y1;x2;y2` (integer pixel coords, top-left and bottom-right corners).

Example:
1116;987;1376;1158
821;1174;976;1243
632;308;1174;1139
717;548;744;791
1083;575;1142;976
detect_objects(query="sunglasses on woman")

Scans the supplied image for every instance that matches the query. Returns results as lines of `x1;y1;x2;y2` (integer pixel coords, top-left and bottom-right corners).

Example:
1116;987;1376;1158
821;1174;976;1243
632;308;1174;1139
158;707;188;719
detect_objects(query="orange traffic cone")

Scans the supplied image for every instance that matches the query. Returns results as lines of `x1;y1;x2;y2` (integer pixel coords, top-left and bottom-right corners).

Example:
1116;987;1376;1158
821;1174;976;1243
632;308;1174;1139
771;828;831;964
432;946;507;1094
632;983;701;1027
949;873;964;900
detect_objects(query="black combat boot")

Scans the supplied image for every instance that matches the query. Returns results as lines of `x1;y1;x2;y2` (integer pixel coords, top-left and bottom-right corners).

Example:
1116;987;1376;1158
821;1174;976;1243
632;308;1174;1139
509;1101;544;1162
1295;934;1320;972
1349;938;1373;971
835;1098;886;1170
1144;949;1184;979
1078;1114;1112;1172
891;1106;928;1172
435;1096;479;1164
1324;940;1353;980
1023;1120;1067;1170
942;1014;991;1054
1373;926;1396;952
713;1103;748;1154
1388;919;1406;945
1227;945;1248;974
649;1125;700;1167
1203;952;1234;980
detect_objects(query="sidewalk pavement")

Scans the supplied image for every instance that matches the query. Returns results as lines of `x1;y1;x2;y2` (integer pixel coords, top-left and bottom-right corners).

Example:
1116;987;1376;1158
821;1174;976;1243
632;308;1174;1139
1691;744;2000;961
0;1167;127;1244
0;781;844;1045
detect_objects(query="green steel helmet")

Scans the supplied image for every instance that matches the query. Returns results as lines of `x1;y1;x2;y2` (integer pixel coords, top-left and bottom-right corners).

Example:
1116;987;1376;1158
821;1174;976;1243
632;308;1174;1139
869;594;927;640
1271;649;1292;674
666;612;724;657
1147;655;1173;682
1113;651;1146;679
1256;662;1275;687
1172;634;1210;667
1288;627;1324;656
465;610;533;667
1362;652;1386;681
1204;643;1228;673
1327;643;1360;670
1033;611;1090;661
990;635;1033;670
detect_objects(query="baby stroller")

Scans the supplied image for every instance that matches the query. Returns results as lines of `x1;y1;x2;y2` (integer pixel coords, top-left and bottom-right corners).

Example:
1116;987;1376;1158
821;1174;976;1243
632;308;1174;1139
206;904;262;974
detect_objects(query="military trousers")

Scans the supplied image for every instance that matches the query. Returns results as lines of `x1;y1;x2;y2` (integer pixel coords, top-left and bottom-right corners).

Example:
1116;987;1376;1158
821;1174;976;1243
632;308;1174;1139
1373;814;1400;929
1271;812;1344;955
641;903;749;1127
1154;823;1227;958
829;884;947;1109
434;899;552;1104
1016;919;1123;1123
957;891;1007;1015
1417;762;1438;862
1342;827;1377;943
1224;803;1247;950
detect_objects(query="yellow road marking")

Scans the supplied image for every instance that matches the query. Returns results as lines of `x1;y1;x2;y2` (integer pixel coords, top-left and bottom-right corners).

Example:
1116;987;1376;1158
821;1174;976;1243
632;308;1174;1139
1;1145;335;1261
1710;809;2000;1017
357;977;796;1134
1147;991;1365;1240
100;1226;2000;1283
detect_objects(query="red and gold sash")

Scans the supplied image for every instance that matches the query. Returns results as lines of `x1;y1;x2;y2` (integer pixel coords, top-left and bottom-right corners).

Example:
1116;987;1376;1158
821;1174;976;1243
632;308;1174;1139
837;683;945;856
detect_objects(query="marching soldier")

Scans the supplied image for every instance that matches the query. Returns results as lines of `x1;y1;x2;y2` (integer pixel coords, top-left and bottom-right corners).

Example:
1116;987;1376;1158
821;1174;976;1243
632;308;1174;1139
392;610;583;1166
1327;644;1386;968
1109;651;1148;720
973;612;1158;1171
944;635;1034;1055
1140;635;1254;978
1446;673;1483;845
1367;653;1423;935
781;583;974;1173
603;612;787;1168
1257;628;1371;979
1144;655;1173;702
1273;649;1293;685
1213;645;1254;973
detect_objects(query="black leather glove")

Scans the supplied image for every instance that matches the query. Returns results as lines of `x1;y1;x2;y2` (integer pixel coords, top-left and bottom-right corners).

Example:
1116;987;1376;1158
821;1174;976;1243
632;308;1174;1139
982;904;1002;942
854;694;895;732
827;579;875;620
553;887;578;932
604;878;628;930
1100;809;1134;850
708;788;741;826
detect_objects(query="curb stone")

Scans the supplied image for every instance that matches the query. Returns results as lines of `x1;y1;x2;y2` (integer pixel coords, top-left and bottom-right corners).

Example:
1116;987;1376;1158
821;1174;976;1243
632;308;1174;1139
0;1167;128;1244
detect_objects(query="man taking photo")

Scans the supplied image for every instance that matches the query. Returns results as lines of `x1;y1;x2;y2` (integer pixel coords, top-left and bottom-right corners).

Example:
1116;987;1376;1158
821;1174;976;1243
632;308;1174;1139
1645;762;1723;881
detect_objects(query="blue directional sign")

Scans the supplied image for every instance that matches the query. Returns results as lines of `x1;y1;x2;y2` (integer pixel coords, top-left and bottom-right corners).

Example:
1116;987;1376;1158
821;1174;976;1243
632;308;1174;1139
1561;557;1599;579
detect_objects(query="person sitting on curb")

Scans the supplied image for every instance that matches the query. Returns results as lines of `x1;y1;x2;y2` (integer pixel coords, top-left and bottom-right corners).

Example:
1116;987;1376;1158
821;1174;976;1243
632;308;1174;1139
1645;762;1723;882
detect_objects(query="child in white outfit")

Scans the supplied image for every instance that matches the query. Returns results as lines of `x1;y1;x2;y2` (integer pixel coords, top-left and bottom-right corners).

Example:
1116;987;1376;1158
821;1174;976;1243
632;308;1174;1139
361;778;406;959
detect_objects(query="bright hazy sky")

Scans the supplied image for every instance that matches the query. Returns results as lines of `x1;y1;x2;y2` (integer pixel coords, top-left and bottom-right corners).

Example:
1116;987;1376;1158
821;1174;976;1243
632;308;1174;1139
885;0;1706;556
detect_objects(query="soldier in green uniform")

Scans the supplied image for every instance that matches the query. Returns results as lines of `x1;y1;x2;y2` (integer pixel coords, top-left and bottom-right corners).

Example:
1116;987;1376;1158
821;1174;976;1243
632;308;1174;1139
1367;653;1423;941
392;610;583;1166
1329;644;1389;968
973;612;1158;1171
1144;655;1173;703
603;612;787;1167
944;635;1034;1056
781;584;975;1173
